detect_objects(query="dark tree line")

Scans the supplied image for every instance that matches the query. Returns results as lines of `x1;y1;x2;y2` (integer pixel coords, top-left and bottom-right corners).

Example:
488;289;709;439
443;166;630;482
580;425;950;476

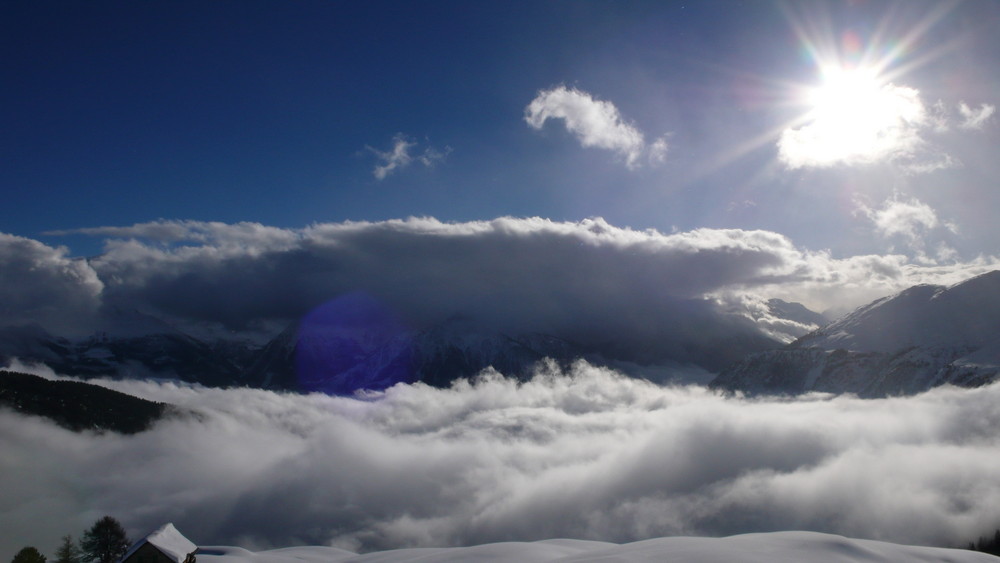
969;529;1000;556
10;516;129;563
0;371;167;434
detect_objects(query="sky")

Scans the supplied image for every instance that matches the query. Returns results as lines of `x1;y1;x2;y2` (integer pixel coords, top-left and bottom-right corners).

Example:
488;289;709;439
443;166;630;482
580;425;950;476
3;1;998;260
2;0;1000;343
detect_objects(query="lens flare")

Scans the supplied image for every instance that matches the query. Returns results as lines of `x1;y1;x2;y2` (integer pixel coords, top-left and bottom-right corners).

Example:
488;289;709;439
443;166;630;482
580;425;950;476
295;292;415;395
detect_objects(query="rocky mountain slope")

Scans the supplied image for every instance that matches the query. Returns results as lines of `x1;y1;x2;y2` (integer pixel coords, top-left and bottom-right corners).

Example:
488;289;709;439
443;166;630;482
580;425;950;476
712;271;1000;397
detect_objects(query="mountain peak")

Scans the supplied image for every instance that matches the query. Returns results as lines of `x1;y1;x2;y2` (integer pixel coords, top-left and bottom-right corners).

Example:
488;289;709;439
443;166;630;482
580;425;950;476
713;271;1000;397
795;271;1000;354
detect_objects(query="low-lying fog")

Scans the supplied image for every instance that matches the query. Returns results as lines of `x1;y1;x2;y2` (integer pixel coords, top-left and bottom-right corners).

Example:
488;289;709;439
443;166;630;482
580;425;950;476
3;361;1000;556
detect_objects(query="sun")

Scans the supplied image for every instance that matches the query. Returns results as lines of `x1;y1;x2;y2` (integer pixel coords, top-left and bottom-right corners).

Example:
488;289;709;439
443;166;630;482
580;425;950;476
779;63;926;168
805;66;899;155
808;66;888;126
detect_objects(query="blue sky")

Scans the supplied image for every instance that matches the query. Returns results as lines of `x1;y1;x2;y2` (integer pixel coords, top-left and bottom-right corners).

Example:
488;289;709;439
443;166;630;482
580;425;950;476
2;1;999;309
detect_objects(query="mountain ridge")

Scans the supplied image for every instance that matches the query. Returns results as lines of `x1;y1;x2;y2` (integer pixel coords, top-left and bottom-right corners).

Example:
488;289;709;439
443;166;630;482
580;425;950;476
0;296;808;393
712;270;1000;397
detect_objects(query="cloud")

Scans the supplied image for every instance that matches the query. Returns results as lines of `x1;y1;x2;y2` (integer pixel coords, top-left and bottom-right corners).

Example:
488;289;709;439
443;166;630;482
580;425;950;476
720;294;825;343
45;220;302;254
367;134;450;180
18;217;1000;346
4;365;1000;556
76;217;812;368
860;196;940;243
0;234;103;335
525;86;666;169
648;136;669;165
851;196;963;265
959;102;996;130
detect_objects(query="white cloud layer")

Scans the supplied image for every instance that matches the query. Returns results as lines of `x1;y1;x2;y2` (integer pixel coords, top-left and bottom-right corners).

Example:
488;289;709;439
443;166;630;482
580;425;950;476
4;364;1000;556
368;134;449;180
525;86;666;169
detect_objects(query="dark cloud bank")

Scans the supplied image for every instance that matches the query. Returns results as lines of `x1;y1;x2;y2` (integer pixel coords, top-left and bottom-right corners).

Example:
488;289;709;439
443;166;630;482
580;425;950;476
4;363;1000;556
7;217;999;360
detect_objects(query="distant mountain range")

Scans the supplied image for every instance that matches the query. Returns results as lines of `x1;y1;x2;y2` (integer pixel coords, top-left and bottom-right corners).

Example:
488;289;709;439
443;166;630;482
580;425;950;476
4;272;998;397
0;294;805;393
711;271;1000;397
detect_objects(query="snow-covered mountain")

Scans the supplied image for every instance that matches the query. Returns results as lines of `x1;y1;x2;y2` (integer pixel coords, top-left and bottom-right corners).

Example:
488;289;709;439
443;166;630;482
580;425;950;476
2;315;713;393
244;314;606;393
0;323;257;387
0;294;834;393
712;271;1000;397
733;297;831;343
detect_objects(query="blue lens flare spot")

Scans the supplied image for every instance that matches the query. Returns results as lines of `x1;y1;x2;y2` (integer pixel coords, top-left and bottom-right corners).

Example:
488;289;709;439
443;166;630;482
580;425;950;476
295;292;414;395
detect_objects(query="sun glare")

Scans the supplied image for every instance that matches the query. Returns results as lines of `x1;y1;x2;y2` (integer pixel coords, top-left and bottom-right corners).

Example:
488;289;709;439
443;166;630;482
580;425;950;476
779;63;926;168
806;66;898;154
809;66;886;125
772;1;962;170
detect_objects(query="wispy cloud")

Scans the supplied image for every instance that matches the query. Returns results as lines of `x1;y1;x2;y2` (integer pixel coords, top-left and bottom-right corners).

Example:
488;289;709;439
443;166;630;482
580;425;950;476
860;196;940;243
5;367;1000;555
525;86;667;169
958;102;996;130
367;134;450;180
854;195;961;263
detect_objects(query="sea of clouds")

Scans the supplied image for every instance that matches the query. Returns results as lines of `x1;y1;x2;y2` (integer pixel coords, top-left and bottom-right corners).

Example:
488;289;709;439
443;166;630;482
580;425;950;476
3;361;1000;557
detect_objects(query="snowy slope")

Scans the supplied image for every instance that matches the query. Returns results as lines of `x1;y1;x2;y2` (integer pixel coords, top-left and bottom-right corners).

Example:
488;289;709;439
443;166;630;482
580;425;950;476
196;532;997;563
798;271;1000;352
713;271;1000;396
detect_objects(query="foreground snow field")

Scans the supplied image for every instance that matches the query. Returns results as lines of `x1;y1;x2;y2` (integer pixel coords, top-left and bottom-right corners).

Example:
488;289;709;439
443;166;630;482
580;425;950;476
197;531;998;563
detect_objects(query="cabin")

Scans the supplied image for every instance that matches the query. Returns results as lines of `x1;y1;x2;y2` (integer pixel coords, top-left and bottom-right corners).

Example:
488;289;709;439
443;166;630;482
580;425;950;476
120;523;197;563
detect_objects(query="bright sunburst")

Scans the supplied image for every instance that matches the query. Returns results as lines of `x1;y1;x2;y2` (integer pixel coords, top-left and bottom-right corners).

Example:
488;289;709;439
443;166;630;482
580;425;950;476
785;64;926;167
772;3;961;171
808;66;891;128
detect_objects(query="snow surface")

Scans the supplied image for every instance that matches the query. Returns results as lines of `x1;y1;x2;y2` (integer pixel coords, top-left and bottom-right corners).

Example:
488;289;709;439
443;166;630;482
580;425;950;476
196;532;996;563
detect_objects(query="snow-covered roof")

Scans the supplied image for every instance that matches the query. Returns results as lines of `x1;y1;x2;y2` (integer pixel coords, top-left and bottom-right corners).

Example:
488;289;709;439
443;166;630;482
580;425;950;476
121;523;197;563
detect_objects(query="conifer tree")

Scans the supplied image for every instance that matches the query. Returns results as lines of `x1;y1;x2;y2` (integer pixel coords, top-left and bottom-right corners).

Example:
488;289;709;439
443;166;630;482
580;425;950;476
80;516;130;563
11;547;46;563
53;535;82;563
